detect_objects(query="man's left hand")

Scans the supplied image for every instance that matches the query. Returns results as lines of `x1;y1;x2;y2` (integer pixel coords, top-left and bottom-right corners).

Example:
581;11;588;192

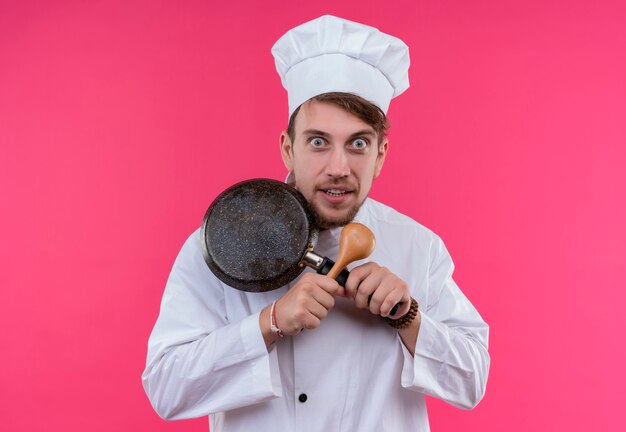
343;263;412;319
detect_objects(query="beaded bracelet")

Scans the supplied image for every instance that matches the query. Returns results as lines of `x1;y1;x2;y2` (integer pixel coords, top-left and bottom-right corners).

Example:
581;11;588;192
384;298;419;329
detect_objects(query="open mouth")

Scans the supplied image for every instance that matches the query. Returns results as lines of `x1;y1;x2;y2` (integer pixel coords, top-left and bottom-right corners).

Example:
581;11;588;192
324;189;350;197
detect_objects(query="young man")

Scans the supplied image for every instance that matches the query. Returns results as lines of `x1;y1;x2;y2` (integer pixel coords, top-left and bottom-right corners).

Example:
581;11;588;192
143;16;489;431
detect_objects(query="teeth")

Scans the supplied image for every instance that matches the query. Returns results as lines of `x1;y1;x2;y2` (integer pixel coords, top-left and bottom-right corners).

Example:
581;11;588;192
326;189;347;196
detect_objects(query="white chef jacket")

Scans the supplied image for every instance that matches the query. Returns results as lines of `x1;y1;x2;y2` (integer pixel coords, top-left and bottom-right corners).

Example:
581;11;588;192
142;198;490;431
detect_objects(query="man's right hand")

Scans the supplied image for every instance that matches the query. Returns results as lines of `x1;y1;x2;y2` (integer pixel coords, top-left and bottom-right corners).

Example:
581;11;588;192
276;273;342;335
260;273;342;347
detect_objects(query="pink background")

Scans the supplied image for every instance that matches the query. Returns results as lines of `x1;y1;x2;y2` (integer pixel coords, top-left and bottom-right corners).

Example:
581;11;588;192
1;0;625;430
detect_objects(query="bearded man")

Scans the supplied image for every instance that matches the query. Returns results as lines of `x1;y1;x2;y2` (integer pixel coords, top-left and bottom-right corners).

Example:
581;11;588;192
143;15;490;432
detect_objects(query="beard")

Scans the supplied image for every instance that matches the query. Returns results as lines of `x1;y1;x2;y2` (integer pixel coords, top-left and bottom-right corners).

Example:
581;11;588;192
287;172;365;230
309;202;361;230
306;192;364;230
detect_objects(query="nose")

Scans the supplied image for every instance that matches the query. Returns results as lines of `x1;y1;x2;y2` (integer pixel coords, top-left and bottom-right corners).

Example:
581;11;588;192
324;146;350;178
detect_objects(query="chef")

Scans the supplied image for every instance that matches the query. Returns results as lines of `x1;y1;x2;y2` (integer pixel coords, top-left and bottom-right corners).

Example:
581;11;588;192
143;15;490;431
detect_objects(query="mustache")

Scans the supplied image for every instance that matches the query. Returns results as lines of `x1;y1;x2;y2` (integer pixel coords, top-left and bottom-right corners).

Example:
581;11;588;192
316;181;357;191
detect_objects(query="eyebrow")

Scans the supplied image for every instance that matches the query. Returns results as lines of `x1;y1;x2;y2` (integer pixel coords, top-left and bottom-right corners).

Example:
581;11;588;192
348;129;376;140
302;129;331;139
302;128;377;140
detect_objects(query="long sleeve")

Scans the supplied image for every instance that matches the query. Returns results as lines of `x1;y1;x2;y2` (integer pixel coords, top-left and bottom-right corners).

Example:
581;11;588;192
400;236;490;409
141;230;282;420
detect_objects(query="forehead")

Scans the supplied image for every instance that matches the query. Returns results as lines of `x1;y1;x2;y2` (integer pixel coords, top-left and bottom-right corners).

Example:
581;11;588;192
294;100;376;137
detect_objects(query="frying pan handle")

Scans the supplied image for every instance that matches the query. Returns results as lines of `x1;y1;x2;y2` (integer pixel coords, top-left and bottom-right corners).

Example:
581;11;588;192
317;257;401;316
317;257;350;286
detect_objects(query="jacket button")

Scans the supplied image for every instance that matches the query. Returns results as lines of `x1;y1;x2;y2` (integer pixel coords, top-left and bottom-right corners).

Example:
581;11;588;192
298;393;308;403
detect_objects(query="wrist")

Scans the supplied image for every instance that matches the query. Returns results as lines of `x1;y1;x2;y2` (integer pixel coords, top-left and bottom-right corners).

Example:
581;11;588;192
269;301;284;338
384;297;419;329
260;304;280;348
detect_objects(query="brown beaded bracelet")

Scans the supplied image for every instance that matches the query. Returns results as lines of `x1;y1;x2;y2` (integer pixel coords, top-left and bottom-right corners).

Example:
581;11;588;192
384;297;419;329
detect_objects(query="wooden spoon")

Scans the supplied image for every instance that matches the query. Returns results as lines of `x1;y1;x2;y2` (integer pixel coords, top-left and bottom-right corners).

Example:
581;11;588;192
327;223;376;280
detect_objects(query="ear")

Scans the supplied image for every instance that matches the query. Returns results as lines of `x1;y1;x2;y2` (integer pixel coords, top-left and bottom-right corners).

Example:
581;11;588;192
279;131;294;172
374;138;388;178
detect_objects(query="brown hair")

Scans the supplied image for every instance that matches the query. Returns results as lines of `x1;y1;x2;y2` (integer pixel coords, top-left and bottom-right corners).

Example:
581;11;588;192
287;92;390;145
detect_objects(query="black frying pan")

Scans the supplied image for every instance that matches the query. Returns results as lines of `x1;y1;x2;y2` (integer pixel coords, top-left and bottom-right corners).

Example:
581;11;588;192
201;178;349;292
201;178;400;315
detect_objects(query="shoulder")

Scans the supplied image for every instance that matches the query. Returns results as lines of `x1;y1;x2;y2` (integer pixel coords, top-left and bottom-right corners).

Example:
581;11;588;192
359;198;441;246
170;227;224;285
359;198;453;265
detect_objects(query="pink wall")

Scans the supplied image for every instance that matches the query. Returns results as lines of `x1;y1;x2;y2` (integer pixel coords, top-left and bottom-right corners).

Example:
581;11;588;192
1;0;624;430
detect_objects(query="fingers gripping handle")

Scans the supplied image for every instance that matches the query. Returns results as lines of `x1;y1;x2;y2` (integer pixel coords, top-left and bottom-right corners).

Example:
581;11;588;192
316;257;400;316
317;257;349;286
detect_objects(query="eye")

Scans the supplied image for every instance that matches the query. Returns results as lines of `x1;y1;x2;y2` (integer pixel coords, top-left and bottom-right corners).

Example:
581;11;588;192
310;137;325;148
351;138;368;150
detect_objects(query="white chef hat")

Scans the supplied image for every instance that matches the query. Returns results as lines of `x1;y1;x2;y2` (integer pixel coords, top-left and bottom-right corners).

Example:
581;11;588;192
272;15;410;117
